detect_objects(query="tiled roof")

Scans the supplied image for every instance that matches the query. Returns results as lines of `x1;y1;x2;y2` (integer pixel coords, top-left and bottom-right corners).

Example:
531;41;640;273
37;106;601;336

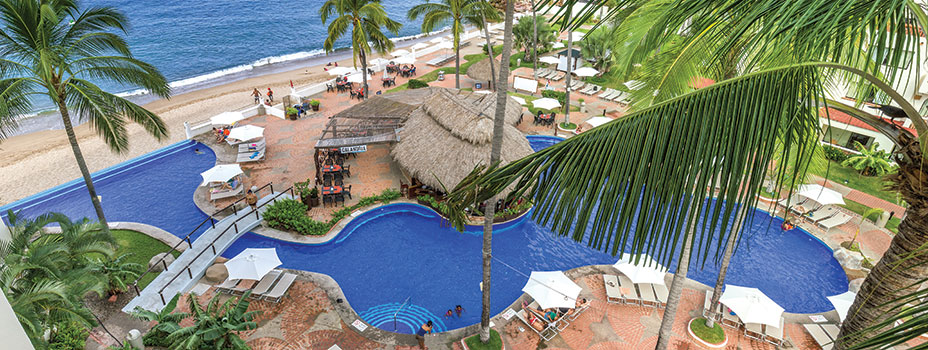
820;107;918;136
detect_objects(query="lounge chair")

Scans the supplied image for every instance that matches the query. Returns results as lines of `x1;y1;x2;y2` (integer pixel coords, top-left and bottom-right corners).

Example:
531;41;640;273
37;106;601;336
569;80;585;90
613;91;632;105
210;180;243;200
237;148;265;163
550;72;565;81
263;272;297;302
721;309;742;329
637;283;659;307
515;304;557;341
568;299;591;321
599;89;618;100
652;284;669;308
238;139;266;153
764;317;785;346
249;270;282;299
617;275;642;305
803;324;835;350
229;279;256;295
798;204;830;221
216;278;240;294
821;324;841;339
744;322;764;340
817;212;852;231
603;275;623;304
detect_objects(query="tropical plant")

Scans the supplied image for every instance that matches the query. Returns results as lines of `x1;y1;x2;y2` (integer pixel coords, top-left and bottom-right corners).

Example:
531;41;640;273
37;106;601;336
408;0;500;89
579;26;614;72
320;0;401;99
842;142;895;176
407;79;429;89
131;294;187;348
90;253;143;295
167;292;259;350
0;0;171;235
513;15;555;61
48;321;89;350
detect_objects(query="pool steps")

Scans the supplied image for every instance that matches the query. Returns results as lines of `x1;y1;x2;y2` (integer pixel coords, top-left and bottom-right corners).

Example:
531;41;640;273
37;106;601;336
122;191;293;313
359;302;447;334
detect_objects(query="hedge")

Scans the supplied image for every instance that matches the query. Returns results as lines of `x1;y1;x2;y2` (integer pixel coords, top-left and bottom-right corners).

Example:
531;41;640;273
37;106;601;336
263;188;402;235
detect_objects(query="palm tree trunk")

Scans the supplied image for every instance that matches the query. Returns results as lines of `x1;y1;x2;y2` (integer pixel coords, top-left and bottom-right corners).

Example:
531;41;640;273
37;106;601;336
455;29;461;89
360;50;369;99
705;208;747;328
531;0;537;80
564;13;572;126
480;0;515;344
835;136;928;349
655;220;696;349
481;12;497;90
57;100;110;235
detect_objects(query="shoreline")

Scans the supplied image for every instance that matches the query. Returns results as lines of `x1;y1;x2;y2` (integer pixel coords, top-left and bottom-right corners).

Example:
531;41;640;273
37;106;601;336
0;29;452;205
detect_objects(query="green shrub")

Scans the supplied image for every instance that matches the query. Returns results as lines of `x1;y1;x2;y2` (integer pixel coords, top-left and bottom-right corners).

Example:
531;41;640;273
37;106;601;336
49;322;88;350
264;189;403;236
408;79;429;89
689;318;725;344
310;99;320;107
143;331;172;347
542;90;566;106
822;144;850;162
286;107;298;115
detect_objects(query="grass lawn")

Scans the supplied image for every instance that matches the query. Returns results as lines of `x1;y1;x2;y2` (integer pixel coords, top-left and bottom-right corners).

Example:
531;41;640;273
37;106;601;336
463;329;502;350
690;318;726;344
112;229;178;289
810;160;900;204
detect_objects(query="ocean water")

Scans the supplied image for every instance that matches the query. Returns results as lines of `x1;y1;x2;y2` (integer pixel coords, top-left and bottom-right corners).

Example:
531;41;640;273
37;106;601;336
14;0;432;135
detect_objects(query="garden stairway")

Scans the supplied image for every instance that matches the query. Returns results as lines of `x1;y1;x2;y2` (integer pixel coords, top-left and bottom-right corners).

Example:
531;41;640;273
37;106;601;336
122;191;293;313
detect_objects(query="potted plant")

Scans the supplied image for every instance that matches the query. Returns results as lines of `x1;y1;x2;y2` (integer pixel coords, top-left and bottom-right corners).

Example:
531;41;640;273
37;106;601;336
296;181;319;207
310;99;321;111
286;107;299;120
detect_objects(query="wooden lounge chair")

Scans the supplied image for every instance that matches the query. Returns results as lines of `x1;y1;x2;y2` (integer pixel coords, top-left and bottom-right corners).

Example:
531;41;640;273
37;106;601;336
637;283;659;307
617;275;642;305
515;305;557;341
764;318;785;346
249;270;282;300
216;278;240;294
263;273;297;302
603;275;623;304
803;324;834;350
237;148;265;163
652;284;669;308
744;322;764;340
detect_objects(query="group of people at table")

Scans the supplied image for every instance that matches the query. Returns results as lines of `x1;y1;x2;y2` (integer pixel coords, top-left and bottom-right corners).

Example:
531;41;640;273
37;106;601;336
385;63;416;77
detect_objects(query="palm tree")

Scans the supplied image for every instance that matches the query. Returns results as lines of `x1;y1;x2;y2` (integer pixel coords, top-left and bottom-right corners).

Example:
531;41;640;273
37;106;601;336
513;15;555;61
578;26;613;72
167;292;259;349
320;0;401;100
451;0;928;348
843;142;894;176
477;0;515;343
408;0;499;89
0;1;171;235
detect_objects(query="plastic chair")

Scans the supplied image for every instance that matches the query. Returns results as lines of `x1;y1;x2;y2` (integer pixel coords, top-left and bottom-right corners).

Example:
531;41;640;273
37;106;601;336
345;185;352;199
343;165;351;177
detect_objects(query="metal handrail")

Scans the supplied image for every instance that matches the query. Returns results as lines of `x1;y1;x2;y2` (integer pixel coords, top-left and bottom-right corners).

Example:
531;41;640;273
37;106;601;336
130;182;275;295
155;186;294;305
394;296;412;331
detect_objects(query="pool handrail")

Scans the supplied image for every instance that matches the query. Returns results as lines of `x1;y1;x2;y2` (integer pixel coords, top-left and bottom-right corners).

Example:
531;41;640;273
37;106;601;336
130;182;278;296
154;185;294;305
394;296;411;331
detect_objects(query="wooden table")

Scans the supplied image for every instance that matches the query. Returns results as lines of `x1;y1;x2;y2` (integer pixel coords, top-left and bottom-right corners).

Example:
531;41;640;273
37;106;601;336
322;186;342;195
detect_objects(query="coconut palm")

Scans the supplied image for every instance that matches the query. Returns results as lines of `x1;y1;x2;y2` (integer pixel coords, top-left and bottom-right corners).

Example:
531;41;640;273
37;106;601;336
320;0;401;100
0;0;171;235
843;142;894;176
449;0;928;348
408;0;500;89
167;292;259;350
578;26;613;72
512;15;555;61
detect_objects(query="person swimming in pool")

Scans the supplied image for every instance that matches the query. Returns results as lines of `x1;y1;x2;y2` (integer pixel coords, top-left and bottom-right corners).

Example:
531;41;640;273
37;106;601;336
194;148;204;155
782;218;795;231
454;305;464;317
443;309;453;318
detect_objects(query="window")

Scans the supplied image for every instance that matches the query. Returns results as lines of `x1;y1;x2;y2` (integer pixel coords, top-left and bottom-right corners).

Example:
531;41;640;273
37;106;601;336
847;133;874;150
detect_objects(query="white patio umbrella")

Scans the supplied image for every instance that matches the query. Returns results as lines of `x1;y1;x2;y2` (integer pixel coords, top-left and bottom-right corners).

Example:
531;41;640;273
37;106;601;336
437;41;454;50
552;42;565;49
573;67;599;77
210;111;245;126
430;37;446;43
326;66;357;76
522;271;582;309
797;184;846;206
827;291;856;321
227;125;264;142
585;116;614;128
369;58;391;66
394;55;416;65
390;49;410;57
225;248;282;281
411;42;429;50
510;96;527;105
719;285;785;327
200;164;243;186
539;56;560;65
532;97;561;110
346;73;365;83
612;254;668;285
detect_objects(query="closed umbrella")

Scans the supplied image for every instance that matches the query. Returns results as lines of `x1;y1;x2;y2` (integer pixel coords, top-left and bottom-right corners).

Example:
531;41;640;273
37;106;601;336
522;271;582;309
539;56;560;65
827;291;856;321
613;254;667;285
390;49;410;57
210;111;245;126
200;164;243;186
327;67;357;76
719;285;785;327
227;125;264;142
573;67;599;77
225;248;282;280
797;184;845;206
532;97;561;110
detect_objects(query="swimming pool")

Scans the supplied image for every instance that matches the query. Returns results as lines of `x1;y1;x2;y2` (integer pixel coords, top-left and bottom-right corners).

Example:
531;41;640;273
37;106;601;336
0;135;848;335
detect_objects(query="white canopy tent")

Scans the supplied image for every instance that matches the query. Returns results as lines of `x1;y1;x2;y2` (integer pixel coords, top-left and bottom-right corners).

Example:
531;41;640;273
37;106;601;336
437;41;454;50
719;285;785;327
613;254;668;285
826;291;856;322
797;184;846;206
225;248;282;281
513;77;538;94
200;164;243;186
210;111;245;126
227;125;264;142
532;97;561;110
522;271;582;309
585;116;614;128
539;56;560;65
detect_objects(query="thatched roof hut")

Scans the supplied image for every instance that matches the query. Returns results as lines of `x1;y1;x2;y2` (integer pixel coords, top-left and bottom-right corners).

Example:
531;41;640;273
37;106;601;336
391;88;533;190
466;58;498;83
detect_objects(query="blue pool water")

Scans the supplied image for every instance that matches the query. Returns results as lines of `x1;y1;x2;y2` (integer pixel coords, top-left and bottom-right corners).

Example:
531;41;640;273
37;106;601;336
0;135;848;334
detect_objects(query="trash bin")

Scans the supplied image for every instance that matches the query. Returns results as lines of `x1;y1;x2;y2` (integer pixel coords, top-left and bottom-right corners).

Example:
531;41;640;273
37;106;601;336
475;82;483;89
126;329;145;350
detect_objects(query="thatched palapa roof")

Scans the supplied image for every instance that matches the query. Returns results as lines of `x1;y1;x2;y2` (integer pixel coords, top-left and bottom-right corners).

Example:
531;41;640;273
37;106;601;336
466;58;499;82
391;88;533;191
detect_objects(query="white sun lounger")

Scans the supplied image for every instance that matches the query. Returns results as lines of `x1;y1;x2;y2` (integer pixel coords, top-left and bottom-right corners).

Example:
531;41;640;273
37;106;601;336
568;299;591;321
637;283;659;307
817;212;852;231
229;279;256;295
237;149;266;163
249;270;282;299
263;273;297;302
744;322;764;340
804;324;834;350
721;309;742;328
617;275;642;305
238;139;266;153
764;317;785;346
515;306;557;341
569;80;585;90
210;182;243;200
652;284;669;308
603;275;623;304
802;205;833;222
216;278;241;294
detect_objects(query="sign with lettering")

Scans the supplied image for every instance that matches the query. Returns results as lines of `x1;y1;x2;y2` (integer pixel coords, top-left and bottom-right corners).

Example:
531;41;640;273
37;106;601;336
339;145;367;154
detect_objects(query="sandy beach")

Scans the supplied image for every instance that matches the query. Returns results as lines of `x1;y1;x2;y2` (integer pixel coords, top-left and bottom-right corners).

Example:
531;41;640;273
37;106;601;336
0;51;392;204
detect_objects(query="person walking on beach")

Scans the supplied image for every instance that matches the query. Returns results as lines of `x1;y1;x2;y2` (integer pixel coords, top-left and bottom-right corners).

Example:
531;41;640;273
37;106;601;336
415;321;432;349
251;88;260;104
266;87;274;102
